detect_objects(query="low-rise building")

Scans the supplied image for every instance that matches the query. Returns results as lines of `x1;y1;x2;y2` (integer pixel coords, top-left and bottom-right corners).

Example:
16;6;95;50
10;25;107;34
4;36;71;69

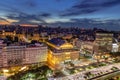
47;38;79;70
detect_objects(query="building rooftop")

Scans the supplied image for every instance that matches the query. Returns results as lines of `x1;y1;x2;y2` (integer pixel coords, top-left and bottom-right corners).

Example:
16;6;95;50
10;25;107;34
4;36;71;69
96;30;113;34
26;43;46;48
49;38;65;47
50;47;79;53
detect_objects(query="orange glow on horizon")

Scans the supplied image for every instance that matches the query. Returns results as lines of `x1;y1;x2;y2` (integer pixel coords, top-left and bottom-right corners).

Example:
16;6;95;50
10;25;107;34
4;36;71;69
0;21;10;25
20;24;38;27
0;20;38;27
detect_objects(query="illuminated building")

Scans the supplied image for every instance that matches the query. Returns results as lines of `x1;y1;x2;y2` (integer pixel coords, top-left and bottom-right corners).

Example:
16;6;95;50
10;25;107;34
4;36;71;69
0;29;41;42
0;41;6;67
81;41;95;55
75;39;82;49
24;44;48;64
0;51;3;67
0;43;48;68
93;32;113;60
47;38;79;70
95;32;113;46
1;46;26;67
76;31;114;60
0;30;24;41
112;43;119;52
95;32;113;51
0;30;16;39
62;34;73;39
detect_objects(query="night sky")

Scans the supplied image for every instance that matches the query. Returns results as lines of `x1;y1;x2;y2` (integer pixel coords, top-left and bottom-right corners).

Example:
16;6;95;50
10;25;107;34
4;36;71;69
0;0;120;30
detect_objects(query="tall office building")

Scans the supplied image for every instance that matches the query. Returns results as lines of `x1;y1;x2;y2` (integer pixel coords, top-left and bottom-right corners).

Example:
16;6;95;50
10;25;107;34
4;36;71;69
95;31;113;52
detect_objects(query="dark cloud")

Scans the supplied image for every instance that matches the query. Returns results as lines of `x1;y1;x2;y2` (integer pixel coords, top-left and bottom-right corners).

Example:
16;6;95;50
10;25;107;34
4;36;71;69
0;1;49;24
61;0;120;16
0;17;10;23
40;13;51;17
44;18;120;31
6;12;47;24
61;8;98;16
0;1;50;24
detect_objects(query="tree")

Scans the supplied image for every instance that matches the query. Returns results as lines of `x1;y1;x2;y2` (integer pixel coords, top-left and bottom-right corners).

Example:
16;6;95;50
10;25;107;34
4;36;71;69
6;36;13;41
31;40;38;44
14;36;18;42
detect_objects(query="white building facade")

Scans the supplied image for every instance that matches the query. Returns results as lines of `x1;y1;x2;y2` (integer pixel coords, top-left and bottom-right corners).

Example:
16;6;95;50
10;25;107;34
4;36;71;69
0;44;48;68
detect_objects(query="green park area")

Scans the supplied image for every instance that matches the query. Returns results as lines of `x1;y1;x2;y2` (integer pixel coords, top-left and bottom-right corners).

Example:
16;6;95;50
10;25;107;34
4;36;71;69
7;66;53;80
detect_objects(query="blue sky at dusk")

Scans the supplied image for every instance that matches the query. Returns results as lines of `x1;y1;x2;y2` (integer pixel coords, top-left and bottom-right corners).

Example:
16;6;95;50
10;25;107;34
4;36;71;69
0;0;120;30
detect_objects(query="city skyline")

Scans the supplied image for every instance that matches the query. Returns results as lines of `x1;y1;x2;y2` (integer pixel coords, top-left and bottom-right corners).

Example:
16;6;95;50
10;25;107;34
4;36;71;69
0;0;120;30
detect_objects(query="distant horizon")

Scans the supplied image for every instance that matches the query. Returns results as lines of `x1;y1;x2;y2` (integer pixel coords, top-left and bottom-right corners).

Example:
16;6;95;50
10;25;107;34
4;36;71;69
0;23;120;32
